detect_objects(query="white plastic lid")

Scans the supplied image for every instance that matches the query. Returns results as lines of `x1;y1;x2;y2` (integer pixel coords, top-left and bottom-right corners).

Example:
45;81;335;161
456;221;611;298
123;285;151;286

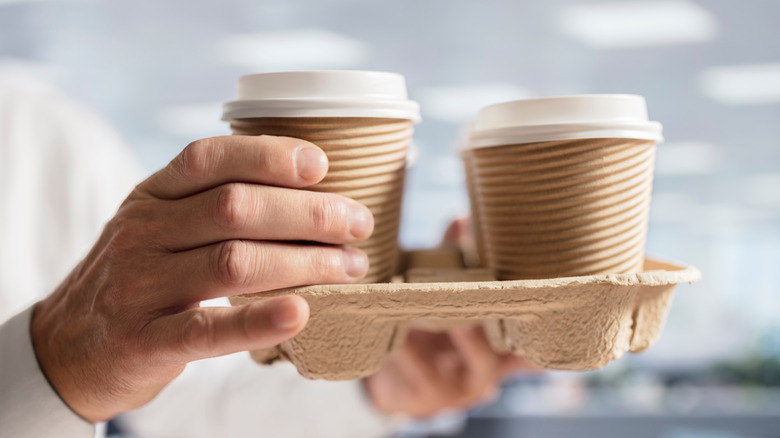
222;70;421;122
467;94;663;148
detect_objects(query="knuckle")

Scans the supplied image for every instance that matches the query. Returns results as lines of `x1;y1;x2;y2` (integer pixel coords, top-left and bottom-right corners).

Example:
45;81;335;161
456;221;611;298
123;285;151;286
105;215;142;252
256;135;278;167
93;286;126;317
182;310;216;356
215;240;254;287
180;138;220;180
105;201;162;252
213;184;250;231
310;196;347;237
478;387;498;403
463;381;497;406
237;304;254;341
306;248;343;280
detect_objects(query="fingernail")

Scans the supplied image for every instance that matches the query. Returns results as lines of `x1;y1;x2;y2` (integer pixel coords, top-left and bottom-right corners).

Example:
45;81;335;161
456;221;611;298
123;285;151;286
295;146;328;181
272;297;303;330
342;248;369;279
349;203;374;239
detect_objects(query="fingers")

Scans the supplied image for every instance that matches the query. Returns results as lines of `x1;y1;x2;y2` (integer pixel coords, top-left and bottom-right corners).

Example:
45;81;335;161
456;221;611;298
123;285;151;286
449;326;499;373
440;216;472;247
155;184;374;251
393;333;458;410
402;332;456;391
499;354;541;377
154;240;369;307
138;136;329;200
148;295;309;363
448;326;503;400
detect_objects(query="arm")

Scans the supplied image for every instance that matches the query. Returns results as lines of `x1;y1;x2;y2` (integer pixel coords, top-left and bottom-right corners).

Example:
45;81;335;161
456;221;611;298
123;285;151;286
30;135;374;422
1;73;397;436
118;356;400;438
0;306;93;438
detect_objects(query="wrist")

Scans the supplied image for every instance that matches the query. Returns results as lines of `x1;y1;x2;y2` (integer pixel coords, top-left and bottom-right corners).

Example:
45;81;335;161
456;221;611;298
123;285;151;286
31;298;99;423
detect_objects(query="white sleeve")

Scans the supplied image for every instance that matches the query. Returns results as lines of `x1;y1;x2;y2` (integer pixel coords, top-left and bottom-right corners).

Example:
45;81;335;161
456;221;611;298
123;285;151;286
117;354;403;438
0;70;402;438
0;305;95;438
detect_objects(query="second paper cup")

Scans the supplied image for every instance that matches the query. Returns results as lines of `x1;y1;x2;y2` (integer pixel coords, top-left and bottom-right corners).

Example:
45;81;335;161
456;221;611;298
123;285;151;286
466;95;663;280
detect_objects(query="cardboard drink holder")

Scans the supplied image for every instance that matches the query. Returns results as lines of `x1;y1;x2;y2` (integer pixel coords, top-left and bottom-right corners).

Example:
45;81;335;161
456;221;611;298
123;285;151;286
229;249;700;381
223;79;700;382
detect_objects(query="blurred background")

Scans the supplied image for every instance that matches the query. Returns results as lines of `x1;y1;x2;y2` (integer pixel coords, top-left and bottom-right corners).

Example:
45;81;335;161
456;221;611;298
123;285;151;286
1;0;779;436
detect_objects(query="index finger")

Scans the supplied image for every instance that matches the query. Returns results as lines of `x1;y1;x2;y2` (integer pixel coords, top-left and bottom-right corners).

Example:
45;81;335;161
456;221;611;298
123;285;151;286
448;325;501;381
138;135;329;200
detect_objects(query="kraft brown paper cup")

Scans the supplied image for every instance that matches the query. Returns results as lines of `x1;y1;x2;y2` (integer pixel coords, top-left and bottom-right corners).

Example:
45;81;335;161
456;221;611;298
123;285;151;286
470;137;656;280
461;149;489;267
230;117;412;283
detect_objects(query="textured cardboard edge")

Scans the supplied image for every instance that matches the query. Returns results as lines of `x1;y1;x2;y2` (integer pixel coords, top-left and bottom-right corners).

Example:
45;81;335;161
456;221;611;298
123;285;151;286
230;256;700;380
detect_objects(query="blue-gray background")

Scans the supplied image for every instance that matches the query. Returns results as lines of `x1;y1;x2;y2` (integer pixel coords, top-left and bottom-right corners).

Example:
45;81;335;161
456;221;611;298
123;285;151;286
2;0;779;436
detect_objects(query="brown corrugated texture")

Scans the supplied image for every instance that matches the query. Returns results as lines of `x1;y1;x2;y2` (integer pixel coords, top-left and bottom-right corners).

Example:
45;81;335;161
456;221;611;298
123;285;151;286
470;138;656;280
230;117;413;283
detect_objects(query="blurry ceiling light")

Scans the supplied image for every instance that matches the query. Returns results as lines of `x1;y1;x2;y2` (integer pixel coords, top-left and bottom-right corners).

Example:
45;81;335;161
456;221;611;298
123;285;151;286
654;141;721;175
428;154;465;187
0;0;64;4
217;28;369;71
695;203;771;234
416;83;533;124
699;63;780;105
557;0;717;49
0;58;65;83
743;173;780;207
406;141;420;169
649;192;692;224
157;103;227;139
650;193;771;234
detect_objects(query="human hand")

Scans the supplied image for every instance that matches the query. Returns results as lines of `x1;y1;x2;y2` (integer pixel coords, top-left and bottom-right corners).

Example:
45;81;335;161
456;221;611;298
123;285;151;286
363;326;535;418
364;216;537;417
31;135;374;422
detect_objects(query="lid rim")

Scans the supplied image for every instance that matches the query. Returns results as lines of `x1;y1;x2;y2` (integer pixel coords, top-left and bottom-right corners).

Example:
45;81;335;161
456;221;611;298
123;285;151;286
466;121;664;149
225;70;420;122
475;94;653;133
222;99;421;122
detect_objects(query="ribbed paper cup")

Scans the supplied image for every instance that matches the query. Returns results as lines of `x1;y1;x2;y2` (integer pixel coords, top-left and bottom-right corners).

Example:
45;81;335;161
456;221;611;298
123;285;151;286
467;95;663;280
230;117;412;283
223;71;420;283
461;149;489;267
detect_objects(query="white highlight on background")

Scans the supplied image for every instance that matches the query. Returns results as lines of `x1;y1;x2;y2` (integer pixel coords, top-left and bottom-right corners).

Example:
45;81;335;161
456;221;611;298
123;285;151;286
216;28;370;71
650;192;773;233
649;192;692;224
416;83;533;124
157;102;226;139
699;63;780;105
654;141;721;175
0;0;66;4
743;173;780;207
0;58;65;82
556;0;718;49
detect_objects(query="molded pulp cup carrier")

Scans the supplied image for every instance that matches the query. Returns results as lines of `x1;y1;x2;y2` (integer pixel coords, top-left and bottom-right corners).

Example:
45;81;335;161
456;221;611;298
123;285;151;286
465;95;664;280
223;71;421;283
222;84;700;381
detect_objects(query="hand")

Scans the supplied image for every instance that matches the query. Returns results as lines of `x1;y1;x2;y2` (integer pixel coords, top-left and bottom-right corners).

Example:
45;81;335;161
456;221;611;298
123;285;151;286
363;326;535;418
364;216;537;418
31;135;374;422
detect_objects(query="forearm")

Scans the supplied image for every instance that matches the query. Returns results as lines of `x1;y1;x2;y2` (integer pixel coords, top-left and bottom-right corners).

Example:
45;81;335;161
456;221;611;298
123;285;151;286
117;354;403;438
0;305;95;438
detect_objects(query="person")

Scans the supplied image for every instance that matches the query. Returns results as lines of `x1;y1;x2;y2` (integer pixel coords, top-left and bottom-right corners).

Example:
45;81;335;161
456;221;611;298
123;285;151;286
0;69;528;438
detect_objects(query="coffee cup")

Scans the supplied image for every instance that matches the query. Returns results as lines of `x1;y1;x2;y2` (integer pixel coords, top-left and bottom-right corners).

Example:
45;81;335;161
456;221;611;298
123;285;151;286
465;94;663;280
223;71;420;283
